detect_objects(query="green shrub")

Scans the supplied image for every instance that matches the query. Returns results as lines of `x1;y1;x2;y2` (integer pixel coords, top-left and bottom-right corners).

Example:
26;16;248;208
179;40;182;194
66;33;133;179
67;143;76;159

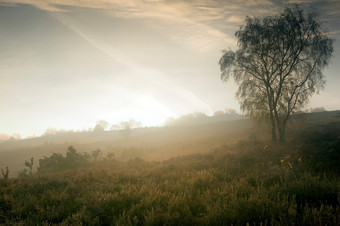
282;174;338;212
0;167;17;223
38;146;90;173
295;122;340;176
3;130;340;225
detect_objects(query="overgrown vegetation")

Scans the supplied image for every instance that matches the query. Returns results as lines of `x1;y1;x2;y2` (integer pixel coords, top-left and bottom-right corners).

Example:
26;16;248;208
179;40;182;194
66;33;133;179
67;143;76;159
37;146;91;174
0;167;17;222
294;122;340;177
0;120;339;225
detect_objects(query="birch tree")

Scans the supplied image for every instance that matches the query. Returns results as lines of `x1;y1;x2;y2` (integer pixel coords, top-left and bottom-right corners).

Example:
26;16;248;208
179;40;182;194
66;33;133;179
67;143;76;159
219;5;333;142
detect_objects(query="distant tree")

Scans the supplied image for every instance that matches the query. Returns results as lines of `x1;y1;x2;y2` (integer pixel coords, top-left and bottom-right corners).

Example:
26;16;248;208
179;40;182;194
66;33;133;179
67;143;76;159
310;107;326;113
225;109;237;115
175;112;208;125
214;110;224;116
24;157;34;175
65;146;89;168
38;153;64;173
94;120;109;132
119;120;142;137
120;121;131;131
18;157;34;177
219;5;334;142
93;124;104;132
43;128;74;136
43;127;58;136
0;134;10;141
120;120;142;130
106;152;115;160
38;146;90;173
110;124;121;131
8;134;21;140
91;149;102;161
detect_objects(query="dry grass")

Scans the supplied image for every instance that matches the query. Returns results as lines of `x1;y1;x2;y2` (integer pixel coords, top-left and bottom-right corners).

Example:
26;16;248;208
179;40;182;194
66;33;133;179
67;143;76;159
0;111;339;225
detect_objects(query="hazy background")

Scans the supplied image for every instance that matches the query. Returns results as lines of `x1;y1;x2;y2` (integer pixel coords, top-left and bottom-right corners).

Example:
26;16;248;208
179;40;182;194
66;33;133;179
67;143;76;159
1;0;339;138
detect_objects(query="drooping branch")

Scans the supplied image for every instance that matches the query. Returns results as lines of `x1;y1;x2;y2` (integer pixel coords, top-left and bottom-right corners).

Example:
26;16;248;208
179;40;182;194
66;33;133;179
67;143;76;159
219;5;333;142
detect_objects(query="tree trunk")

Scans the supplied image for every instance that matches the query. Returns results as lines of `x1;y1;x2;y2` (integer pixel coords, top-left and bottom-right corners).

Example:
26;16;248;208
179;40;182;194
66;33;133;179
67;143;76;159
273;108;284;143
268;93;277;142
271;120;277;142
279;120;287;143
279;126;285;143
275;116;285;143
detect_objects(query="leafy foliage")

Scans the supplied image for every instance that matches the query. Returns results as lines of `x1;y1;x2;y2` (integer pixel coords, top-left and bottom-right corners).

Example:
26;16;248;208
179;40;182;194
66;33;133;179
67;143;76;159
38;146;90;173
0;117;339;224
24;157;34;174
219;5;334;142
295;122;340;176
1;124;339;225
0;167;17;223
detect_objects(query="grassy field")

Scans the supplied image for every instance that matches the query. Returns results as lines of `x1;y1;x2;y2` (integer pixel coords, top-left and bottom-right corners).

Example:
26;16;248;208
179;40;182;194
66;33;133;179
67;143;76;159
1;111;339;225
0;118;252;176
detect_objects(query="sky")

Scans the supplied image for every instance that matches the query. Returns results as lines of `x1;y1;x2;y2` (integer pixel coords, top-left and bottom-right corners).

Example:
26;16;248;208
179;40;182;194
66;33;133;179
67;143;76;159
0;0;339;138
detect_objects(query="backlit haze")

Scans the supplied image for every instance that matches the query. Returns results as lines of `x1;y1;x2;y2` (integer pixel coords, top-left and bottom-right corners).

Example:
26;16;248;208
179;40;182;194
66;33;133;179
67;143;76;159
1;0;340;138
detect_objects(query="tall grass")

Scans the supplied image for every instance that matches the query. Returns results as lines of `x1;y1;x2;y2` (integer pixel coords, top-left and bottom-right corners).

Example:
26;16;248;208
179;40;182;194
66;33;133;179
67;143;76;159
1;122;339;225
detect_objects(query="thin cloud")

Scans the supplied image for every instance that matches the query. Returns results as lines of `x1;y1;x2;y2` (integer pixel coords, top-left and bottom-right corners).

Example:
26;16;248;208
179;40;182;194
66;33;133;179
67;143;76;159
282;0;340;17
0;0;282;53
50;12;133;66
283;0;321;3
323;0;340;17
225;15;244;24
0;0;65;11
49;10;214;117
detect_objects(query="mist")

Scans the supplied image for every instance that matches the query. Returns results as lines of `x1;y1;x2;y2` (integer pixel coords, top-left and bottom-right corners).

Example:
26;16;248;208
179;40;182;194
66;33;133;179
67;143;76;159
0;1;340;225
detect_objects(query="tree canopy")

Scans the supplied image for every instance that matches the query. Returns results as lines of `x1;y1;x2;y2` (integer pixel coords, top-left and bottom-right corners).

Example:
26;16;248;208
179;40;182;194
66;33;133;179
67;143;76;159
219;5;334;142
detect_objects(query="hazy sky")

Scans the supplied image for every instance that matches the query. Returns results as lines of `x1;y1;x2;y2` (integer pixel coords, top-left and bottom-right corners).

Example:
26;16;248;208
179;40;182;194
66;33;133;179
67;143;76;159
1;0;339;138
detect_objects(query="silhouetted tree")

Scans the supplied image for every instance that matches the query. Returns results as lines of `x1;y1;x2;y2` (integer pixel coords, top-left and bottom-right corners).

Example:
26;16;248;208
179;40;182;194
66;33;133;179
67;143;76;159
110;124;121;131
309;107;326;113
24;157;34;175
43;127;58;136
214;110;224;116
120;120;142;130
106;152;115;160
119;120;142;138
38;146;90;173
219;5;333;142
91;149;102;161
38;153;64;173
94;120;109;132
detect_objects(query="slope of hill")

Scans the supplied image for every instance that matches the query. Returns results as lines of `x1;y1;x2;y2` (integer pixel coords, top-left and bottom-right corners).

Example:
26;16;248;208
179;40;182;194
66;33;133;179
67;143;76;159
0;110;339;176
1;112;339;225
0;119;253;176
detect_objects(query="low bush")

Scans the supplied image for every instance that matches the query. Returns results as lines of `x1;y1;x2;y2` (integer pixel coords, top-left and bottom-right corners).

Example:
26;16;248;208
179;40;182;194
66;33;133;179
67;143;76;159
295;122;340;176
38;146;90;173
1;124;339;225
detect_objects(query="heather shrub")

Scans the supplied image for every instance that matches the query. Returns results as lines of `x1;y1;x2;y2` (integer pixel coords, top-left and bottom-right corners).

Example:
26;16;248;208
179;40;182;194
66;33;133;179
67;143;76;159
295;122;340;176
2;121;339;225
38;146;90;173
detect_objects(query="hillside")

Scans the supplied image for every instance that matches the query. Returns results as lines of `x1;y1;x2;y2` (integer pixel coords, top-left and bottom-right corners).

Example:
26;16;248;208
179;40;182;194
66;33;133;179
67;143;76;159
1;111;340;176
0;119;252;176
0;111;339;225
